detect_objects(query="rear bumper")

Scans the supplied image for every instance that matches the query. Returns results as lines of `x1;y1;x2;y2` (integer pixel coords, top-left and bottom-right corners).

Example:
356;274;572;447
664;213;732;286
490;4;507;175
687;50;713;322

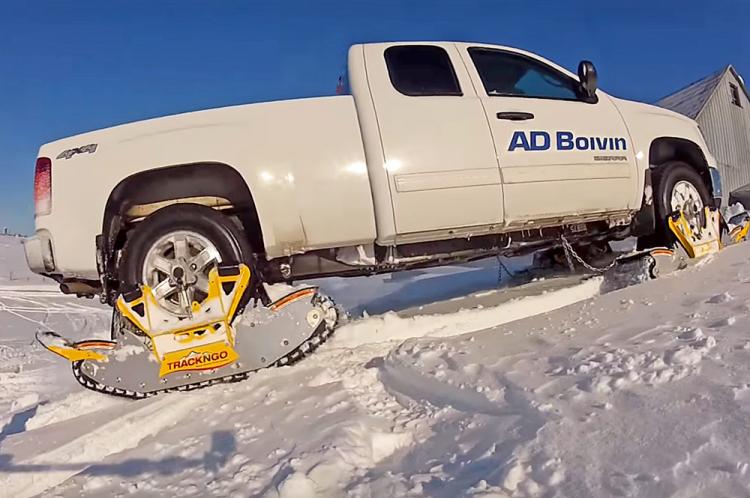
23;231;55;274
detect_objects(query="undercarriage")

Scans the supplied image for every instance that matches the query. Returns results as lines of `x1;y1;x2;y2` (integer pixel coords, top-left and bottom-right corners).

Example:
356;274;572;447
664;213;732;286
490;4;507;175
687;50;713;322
36;205;743;398
262;218;633;283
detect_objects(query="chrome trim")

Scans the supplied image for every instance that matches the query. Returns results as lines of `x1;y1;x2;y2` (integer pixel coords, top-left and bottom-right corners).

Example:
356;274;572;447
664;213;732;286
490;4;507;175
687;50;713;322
709;166;723;200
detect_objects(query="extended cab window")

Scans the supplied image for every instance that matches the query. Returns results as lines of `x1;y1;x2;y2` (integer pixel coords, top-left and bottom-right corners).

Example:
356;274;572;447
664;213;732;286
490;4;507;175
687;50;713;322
385;45;462;96
469;48;580;101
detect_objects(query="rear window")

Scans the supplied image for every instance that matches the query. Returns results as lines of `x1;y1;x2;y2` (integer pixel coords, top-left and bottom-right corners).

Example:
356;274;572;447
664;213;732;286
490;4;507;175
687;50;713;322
384;45;462;97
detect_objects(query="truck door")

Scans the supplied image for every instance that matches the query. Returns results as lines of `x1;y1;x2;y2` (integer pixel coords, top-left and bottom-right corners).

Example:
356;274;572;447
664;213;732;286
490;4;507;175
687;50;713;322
459;45;637;227
363;43;503;238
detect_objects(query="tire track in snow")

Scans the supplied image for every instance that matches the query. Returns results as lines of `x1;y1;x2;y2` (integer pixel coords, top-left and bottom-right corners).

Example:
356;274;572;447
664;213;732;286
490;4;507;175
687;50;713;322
0;301;52;330
0;393;203;498
0;293;107;314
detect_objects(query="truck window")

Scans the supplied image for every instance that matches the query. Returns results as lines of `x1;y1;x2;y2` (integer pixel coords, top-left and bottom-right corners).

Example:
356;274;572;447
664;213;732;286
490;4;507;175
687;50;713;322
468;47;580;101
384;45;462;97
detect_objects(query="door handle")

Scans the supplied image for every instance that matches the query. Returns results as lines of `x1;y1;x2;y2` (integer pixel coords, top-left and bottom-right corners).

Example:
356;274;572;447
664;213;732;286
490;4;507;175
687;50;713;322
496;111;535;121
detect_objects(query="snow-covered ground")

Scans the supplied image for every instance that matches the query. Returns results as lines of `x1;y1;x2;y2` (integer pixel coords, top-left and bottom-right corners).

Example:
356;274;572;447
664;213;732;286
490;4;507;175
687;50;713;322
3;233;750;497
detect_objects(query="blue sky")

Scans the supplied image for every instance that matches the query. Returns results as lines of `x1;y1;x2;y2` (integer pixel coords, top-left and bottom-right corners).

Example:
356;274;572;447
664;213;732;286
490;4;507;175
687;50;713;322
1;0;748;234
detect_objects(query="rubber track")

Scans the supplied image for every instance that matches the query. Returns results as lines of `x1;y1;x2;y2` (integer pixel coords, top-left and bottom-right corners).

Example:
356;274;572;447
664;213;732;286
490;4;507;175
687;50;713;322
71;295;338;400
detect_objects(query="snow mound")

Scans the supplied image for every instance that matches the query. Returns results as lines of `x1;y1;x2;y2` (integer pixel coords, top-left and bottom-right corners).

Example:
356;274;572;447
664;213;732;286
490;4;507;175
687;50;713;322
332;276;602;348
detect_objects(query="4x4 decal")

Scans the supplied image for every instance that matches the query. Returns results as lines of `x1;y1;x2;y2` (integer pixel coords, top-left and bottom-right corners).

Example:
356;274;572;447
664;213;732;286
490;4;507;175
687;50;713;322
57;143;98;160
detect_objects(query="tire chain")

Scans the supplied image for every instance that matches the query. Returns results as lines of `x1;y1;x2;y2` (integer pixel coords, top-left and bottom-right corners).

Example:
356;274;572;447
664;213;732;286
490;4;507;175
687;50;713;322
71;294;340;400
560;235;618;274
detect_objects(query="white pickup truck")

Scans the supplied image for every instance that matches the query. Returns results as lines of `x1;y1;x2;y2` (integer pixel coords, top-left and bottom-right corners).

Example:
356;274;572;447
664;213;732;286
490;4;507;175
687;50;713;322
26;41;722;316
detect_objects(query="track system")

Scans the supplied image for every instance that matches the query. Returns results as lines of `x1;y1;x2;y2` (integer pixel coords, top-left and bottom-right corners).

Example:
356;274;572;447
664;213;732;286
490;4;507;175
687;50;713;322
69;294;338;399
38;264;339;399
38;206;743;399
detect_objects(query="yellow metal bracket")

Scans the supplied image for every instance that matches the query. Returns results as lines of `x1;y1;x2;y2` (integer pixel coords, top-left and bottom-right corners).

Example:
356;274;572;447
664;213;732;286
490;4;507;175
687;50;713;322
37;333;115;363
668;207;722;258
116;264;251;377
729;221;750;244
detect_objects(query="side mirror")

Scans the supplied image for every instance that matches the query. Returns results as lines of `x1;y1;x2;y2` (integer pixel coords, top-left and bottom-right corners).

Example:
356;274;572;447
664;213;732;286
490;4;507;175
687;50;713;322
577;60;598;99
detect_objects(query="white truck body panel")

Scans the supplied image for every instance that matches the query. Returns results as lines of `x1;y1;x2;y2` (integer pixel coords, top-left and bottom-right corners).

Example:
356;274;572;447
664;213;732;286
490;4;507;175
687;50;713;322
36;97;376;277
610;95;717;199
362;42;505;237
455;42;637;225
26;40;719;285
347;45;396;246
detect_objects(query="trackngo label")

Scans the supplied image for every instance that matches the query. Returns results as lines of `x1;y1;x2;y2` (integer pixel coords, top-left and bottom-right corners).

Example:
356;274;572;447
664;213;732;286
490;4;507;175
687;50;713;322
167;350;229;372
508;131;627;152
160;345;239;377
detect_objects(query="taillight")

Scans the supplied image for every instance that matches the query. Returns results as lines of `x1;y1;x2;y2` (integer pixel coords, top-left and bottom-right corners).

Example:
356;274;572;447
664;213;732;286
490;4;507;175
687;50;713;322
34;157;52;216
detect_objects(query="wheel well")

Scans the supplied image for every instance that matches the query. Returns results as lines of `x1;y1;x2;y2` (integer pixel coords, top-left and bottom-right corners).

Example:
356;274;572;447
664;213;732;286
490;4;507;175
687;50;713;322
102;163;264;274
649;137;712;190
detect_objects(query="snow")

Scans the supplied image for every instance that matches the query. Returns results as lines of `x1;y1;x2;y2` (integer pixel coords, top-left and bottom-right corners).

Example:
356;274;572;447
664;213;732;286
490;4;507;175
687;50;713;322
0;236;48;286
331;276;601;348
4;234;750;496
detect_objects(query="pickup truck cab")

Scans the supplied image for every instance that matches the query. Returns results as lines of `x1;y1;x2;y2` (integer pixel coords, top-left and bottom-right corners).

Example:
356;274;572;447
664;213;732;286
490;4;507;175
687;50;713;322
25;41;722;315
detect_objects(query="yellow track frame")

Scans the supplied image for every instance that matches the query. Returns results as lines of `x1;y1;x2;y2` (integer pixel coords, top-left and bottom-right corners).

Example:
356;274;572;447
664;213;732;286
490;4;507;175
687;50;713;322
667;207;721;259
116;264;251;377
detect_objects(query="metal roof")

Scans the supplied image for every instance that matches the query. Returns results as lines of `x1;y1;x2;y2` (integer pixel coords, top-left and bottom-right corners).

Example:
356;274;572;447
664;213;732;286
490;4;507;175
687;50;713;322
657;65;750;119
657;68;725;118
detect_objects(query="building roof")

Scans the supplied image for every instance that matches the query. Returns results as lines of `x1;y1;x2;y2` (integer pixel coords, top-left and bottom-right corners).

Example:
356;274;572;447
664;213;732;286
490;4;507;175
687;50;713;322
657;65;749;119
657;69;725;118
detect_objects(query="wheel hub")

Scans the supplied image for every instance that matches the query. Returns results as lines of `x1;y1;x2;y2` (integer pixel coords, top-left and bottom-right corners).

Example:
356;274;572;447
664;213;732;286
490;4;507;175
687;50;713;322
142;231;221;317
670;180;704;230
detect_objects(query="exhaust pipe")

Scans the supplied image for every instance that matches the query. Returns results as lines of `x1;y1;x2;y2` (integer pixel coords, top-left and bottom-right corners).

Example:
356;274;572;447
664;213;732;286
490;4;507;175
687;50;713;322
60;281;100;297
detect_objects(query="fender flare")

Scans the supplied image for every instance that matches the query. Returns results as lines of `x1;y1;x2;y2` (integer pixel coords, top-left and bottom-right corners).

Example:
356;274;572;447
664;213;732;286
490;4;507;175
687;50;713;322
99;162;265;295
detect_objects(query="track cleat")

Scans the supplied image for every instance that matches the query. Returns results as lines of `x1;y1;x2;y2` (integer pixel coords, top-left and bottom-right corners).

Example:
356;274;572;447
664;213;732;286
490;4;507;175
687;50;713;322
37;264;338;398
602;246;687;292
604;207;731;291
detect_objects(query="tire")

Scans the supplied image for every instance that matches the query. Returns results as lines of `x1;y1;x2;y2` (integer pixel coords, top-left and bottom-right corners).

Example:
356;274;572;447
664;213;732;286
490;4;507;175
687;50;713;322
638;161;711;248
118;203;253;316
